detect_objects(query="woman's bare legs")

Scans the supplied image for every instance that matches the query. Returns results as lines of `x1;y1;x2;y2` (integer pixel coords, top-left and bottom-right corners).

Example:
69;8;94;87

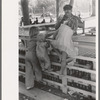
59;51;68;75
50;42;62;62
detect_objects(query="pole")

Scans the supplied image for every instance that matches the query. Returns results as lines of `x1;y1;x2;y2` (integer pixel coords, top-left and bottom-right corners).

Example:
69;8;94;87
69;0;74;7
56;0;59;21
21;0;30;25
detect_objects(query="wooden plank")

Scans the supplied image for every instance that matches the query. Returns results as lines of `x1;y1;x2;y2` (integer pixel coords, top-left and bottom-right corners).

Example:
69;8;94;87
67;86;95;97
51;62;96;74
19;63;25;66
19;71;25;75
51;62;61;66
43;79;62;87
72;35;95;43
19;36;29;40
43;70;63;77
74;44;95;49
66;76;96;86
74;63;95;70
62;76;67;93
74;56;96;62
19;55;25;59
19;47;27;50
19;22;56;28
67;65;96;74
19;82;63;100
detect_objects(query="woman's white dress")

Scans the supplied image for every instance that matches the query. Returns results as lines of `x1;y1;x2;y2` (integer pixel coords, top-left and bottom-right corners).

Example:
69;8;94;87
51;24;78;57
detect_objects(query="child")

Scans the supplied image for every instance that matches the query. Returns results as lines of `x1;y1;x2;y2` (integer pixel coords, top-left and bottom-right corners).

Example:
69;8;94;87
25;27;42;89
50;5;84;75
36;33;52;71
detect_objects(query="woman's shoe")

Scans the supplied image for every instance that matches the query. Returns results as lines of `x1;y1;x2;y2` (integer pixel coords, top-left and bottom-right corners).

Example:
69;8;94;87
26;86;34;90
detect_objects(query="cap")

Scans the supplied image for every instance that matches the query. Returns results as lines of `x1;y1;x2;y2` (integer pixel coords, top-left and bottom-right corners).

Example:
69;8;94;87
63;5;72;11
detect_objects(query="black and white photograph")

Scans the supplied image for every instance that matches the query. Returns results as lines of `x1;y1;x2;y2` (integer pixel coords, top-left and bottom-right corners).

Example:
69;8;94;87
18;0;97;100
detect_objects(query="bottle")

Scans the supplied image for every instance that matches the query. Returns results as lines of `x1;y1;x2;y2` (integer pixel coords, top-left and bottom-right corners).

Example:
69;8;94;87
79;59;82;65
42;73;45;78
67;68;70;75
24;66;25;72
91;73;96;81
19;50;21;55
74;81;77;87
86;61;90;69
70;69;73;76
78;59;81;65
23;50;25;55
76;82;79;88
82;60;86;65
49;75;52;80
75;70;79;77
87;73;91;80
79;84;83;89
71;80;74;87
72;69;75;76
67;79;72;86
88;84;92;92
76;59;79;64
92;85;95;93
82;72;86;79
78;71;82;78
82;84;86;90
23;59;25;64
56;76;59;83
59;78;62;83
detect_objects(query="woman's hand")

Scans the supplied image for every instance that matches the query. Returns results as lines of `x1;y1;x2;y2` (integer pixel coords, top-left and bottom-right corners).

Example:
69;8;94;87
52;30;58;40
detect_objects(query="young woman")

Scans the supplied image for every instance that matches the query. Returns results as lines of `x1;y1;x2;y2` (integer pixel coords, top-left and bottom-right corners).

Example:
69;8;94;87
51;4;84;75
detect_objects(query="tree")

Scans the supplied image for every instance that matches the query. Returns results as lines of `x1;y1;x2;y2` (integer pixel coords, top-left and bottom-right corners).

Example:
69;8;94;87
91;0;95;16
35;0;56;14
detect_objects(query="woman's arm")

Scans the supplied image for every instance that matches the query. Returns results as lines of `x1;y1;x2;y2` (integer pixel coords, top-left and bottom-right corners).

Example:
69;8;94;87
45;30;58;39
77;17;84;28
52;29;59;39
78;21;84;28
45;31;55;38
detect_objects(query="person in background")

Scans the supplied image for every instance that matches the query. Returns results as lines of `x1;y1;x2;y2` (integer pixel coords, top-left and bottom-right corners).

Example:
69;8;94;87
25;27;42;90
32;17;39;24
41;18;45;23
29;18;32;24
20;17;24;26
35;17;39;24
50;16;54;23
50;4;84;75
55;5;83;30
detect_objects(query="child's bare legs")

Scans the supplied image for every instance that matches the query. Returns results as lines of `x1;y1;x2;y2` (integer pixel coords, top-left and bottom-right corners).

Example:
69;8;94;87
38;59;45;71
59;51;68;75
43;55;53;72
50;42;62;62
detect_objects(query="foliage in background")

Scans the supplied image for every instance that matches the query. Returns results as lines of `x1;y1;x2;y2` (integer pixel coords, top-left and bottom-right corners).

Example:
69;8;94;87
19;0;95;18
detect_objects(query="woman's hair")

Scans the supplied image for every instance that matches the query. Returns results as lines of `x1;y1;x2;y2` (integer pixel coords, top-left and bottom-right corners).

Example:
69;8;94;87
63;5;72;11
29;27;39;39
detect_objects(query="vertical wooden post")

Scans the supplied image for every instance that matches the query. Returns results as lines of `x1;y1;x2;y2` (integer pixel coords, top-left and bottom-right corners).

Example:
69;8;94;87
91;0;95;16
21;0;30;25
56;0;59;21
62;71;67;93
69;0;74;7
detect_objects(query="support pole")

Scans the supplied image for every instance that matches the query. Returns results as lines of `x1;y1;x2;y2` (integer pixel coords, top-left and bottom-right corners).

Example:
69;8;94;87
56;0;59;21
91;0;95;16
21;0;30;25
69;0;74;7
